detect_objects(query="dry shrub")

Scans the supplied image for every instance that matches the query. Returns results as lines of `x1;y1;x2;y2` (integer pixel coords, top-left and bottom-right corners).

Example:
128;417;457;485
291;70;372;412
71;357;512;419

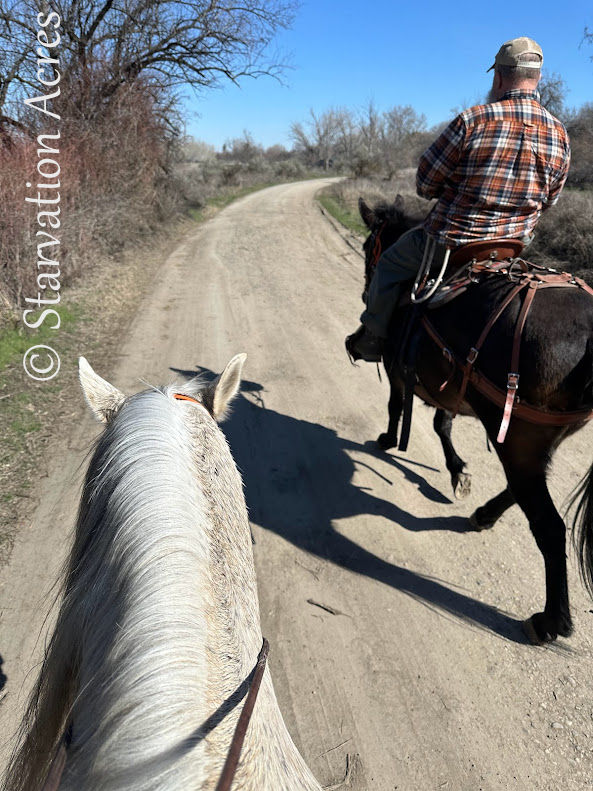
530;191;593;273
0;141;38;311
325;175;593;278
326;172;430;224
1;81;177;311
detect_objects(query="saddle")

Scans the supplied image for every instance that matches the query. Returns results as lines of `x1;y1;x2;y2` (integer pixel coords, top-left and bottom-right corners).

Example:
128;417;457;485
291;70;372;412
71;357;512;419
449;238;525;267
397;238;593;450
427;238;525;308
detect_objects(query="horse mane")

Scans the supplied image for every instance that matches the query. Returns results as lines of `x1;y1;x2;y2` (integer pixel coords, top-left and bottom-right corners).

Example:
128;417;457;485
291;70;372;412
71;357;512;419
372;201;406;225
374;198;427;230
5;386;215;791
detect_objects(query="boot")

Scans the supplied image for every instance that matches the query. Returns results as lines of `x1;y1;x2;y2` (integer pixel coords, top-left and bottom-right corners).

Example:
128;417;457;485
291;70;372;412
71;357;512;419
345;325;384;362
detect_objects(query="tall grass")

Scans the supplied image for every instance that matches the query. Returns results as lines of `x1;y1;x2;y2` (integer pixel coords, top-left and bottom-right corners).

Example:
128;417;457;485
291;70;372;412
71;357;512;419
321;176;593;278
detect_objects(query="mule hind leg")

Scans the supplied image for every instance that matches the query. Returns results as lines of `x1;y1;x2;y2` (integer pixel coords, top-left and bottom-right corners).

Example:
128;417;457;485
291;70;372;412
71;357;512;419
471;396;572;642
492;423;573;642
508;468;572;642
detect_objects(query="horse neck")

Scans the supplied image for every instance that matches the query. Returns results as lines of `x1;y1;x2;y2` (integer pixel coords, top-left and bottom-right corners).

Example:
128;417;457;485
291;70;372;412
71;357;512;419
59;394;220;788
192;422;321;790
12;393;319;790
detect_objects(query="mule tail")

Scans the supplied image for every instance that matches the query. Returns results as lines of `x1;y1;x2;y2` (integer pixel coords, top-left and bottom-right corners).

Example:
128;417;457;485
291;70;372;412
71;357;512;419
569;461;593;598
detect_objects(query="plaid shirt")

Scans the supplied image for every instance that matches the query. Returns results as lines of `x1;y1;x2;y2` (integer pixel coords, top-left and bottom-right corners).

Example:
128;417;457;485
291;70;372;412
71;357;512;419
416;90;570;247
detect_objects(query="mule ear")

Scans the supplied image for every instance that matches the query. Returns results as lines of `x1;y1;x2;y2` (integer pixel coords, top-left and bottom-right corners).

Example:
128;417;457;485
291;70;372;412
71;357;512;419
79;357;125;423
394;194;405;212
358;197;375;229
205;353;246;421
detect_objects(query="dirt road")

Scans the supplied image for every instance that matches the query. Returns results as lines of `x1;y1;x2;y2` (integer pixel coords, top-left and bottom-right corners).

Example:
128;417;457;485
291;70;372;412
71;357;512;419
2;179;593;789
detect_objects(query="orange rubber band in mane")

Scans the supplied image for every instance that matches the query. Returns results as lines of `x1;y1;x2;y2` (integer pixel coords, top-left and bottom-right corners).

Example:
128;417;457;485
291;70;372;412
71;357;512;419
173;393;200;404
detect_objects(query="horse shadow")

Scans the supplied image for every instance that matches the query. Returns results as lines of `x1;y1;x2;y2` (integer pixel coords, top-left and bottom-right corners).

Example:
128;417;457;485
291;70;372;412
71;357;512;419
171;365;527;644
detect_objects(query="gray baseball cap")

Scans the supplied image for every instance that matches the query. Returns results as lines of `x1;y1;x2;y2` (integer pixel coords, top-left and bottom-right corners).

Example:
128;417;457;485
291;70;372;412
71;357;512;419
487;37;543;72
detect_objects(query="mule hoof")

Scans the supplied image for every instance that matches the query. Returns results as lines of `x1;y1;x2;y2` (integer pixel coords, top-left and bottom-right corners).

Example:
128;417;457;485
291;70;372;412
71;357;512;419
468;511;494;531
453;472;472;500
377;433;396;451
522;613;571;645
522;616;546;646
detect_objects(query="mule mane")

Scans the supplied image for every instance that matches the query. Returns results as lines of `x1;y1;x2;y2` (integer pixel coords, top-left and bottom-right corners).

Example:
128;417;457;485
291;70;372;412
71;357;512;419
372;199;426;230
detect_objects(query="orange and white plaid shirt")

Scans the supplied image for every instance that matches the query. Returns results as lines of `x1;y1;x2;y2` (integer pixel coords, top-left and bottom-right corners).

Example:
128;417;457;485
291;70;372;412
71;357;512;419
416;90;570;248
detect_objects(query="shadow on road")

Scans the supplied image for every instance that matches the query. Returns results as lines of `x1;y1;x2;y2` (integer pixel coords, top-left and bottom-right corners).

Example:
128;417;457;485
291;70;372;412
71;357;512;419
172;365;526;643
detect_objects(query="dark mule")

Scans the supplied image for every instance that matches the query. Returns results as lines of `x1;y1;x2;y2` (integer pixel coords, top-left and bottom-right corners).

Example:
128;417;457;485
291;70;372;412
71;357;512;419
357;196;593;644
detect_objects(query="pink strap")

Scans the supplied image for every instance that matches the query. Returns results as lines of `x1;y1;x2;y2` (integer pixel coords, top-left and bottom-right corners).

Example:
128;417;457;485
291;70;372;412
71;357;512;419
497;373;519;443
496;283;538;443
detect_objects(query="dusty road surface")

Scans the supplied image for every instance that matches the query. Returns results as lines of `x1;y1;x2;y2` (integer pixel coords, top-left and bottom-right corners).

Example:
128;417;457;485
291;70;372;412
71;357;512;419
2;179;593;790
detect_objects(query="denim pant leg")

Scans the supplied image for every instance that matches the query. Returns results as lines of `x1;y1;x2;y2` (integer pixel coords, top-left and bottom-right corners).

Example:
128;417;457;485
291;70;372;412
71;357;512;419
360;226;426;338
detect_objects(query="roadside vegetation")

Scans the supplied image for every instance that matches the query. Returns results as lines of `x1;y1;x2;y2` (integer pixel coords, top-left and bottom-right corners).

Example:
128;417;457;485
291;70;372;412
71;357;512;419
312;88;593;280
0;0;303;557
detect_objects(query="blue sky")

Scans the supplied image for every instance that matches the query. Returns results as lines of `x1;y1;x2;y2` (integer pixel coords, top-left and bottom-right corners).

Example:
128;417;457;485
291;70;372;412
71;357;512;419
183;0;592;149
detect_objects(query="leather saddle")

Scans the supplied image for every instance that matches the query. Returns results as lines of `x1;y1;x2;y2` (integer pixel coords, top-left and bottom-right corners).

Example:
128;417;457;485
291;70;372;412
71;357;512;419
448;238;525;267
426;238;526;309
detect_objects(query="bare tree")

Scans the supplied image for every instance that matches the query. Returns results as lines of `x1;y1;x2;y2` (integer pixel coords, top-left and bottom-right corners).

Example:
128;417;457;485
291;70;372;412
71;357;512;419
333;108;359;167
290;109;341;169
565;102;593;188
220;130;262;162
380;104;427;177
0;0;297;134
538;71;568;119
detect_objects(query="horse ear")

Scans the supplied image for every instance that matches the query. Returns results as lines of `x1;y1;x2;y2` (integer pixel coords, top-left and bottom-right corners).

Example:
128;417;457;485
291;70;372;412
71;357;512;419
358;197;375;229
78;357;125;423
206;353;246;421
394;194;405;212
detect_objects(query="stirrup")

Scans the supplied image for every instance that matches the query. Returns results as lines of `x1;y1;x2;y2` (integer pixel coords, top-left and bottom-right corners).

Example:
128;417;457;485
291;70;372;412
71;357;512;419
411;235;451;304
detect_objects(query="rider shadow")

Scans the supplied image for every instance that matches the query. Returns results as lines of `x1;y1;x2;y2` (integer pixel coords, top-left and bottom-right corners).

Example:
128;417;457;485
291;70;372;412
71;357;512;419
171;365;526;643
0;654;6;692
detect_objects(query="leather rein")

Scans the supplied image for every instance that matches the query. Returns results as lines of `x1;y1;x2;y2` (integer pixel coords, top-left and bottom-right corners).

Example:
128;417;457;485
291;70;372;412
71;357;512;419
41;637;269;791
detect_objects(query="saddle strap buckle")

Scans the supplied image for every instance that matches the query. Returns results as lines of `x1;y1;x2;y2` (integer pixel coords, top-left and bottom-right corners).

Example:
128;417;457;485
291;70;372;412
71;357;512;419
466;347;479;365
497;373;520;443
507;372;520;390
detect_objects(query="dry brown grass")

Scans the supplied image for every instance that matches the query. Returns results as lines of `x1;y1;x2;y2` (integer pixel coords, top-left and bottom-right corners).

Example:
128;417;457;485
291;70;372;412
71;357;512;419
324;171;431;224
323;176;593;279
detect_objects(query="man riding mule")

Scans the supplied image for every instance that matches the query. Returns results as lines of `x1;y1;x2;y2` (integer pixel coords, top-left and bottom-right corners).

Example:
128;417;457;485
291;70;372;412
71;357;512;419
343;39;593;647
347;36;570;361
